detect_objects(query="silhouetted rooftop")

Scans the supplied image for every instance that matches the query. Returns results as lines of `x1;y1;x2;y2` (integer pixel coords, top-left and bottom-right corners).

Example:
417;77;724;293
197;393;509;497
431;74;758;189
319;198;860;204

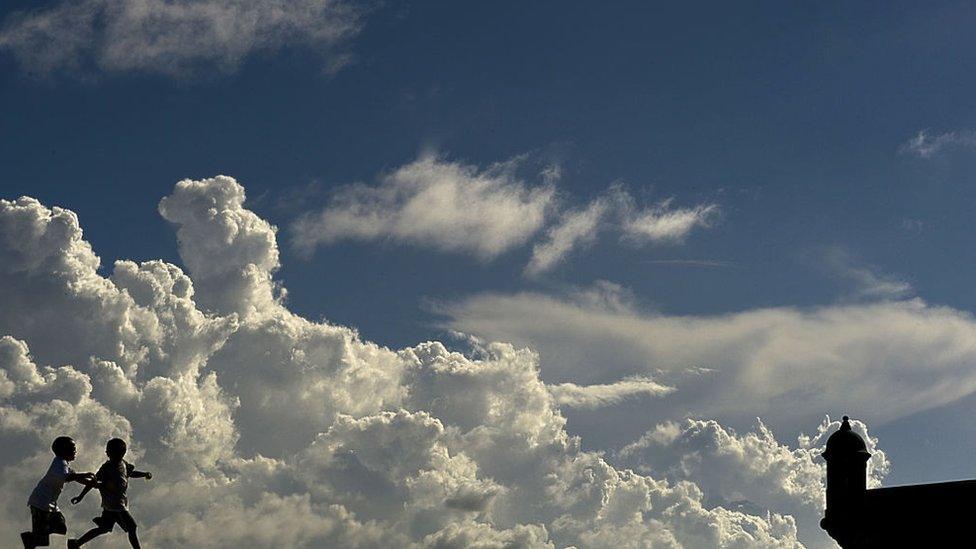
821;415;976;548
823;416;869;460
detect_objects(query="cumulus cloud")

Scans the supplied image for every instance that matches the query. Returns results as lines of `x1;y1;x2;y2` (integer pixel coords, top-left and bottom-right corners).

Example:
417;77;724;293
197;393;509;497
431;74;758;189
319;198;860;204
0;180;855;548
158;176;283;319
0;0;365;77
292;154;556;260
439;286;976;435
616;416;889;546
901;129;976;158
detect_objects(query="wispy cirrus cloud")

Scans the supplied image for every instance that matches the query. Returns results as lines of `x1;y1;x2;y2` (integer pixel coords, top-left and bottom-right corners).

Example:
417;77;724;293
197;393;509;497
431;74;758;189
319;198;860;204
293;154;720;273
621;199;718;244
901;129;976;158
291;154;557;260
524;192;618;277
821;248;913;301
0;0;367;77
438;284;976;434
525;187;720;276
524;184;719;277
549;376;674;409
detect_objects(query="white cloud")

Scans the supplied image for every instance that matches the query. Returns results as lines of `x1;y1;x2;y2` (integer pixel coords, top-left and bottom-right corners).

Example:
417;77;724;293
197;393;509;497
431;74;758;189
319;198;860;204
524;193;616;277
292;155;720;273
617;416;889;546
439;287;976;435
622;199;719;244
549;377;674;409
0;0;365;77
0;180;857;547
421;520;554;548
901;129;976;158
292;154;557;260
523;187;721;276
158;175;283;319
821;248;913;300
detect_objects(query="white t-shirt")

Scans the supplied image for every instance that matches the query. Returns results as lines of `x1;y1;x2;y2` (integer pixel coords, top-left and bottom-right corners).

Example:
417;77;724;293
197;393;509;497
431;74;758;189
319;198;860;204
28;457;73;511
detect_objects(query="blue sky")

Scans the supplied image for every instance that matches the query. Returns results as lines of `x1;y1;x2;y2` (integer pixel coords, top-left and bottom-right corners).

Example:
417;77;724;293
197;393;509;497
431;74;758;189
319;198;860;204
6;1;975;322
5;0;976;504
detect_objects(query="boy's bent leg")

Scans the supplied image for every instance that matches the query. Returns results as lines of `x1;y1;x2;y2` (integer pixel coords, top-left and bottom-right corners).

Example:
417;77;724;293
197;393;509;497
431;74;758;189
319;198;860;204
75;511;114;547
127;528;141;549
28;508;51;547
48;512;66;536
116;511;141;549
74;526;111;546
20;532;34;549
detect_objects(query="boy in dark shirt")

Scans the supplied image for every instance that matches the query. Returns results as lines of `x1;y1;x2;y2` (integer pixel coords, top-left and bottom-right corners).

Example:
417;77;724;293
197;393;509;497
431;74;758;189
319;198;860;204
68;438;152;549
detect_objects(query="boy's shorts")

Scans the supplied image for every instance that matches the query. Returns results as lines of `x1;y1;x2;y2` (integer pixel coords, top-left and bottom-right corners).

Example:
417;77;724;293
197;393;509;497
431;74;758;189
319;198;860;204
93;509;138;533
28;506;67;545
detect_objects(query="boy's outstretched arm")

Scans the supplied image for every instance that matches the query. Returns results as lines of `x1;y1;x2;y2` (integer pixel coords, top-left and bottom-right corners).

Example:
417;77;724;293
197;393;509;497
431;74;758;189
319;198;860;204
71;483;95;505
67;472;99;489
130;469;153;480
66;471;94;482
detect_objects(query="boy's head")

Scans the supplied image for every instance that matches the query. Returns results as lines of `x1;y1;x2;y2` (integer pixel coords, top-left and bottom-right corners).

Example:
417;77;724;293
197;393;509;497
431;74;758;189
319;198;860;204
106;438;127;461
52;436;76;461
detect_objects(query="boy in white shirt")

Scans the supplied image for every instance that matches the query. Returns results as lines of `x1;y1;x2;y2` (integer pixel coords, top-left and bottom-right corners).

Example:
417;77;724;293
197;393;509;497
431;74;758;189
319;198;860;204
21;436;96;549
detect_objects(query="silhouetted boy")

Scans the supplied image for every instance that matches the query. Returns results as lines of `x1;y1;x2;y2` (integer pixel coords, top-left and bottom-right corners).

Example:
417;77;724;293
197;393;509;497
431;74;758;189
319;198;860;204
69;438;152;549
21;436;96;549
